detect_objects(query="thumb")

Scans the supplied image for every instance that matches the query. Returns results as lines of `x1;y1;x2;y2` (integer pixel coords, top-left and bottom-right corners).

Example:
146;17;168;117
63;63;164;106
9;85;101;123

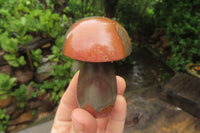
70;108;97;133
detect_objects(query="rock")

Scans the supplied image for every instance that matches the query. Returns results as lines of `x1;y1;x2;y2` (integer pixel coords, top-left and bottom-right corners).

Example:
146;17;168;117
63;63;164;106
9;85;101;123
11;108;24;119
39;93;56;111
0;65;12;75
30;93;56;112
159;36;171;54
149;28;166;43
7;124;27;133
37;112;51;120
160;36;170;48
26;85;37;99
6;104;17;115
35;62;57;82
14;69;33;84
9;112;34;125
0;96;13;108
30;101;41;109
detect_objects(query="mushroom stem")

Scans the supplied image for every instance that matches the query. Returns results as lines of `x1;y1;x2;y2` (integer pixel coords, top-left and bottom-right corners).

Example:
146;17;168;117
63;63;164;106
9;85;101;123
77;62;117;118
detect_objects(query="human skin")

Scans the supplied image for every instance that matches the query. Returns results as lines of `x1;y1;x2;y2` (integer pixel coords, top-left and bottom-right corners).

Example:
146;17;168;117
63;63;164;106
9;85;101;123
51;71;127;133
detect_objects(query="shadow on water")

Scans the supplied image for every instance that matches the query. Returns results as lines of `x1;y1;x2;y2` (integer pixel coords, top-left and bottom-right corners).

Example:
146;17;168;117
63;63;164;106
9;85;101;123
115;48;200;133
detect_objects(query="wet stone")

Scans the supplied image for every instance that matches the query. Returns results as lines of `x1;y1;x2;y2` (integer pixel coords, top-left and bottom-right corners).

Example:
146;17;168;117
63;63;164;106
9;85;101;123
35;62;57;82
30;93;56;112
14;69;33;84
10;112;34;125
0;96;13;108
6;104;17;115
11;108;24;119
7;124;27;133
0;65;12;75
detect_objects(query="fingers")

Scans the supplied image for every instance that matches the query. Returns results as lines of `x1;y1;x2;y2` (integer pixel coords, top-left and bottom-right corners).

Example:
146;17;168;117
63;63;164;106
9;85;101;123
116;76;126;95
105;95;127;133
54;71;79;122
70;108;97;133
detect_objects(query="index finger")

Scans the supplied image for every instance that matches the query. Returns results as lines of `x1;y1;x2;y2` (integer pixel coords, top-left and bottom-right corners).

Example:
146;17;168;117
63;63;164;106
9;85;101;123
54;71;79;121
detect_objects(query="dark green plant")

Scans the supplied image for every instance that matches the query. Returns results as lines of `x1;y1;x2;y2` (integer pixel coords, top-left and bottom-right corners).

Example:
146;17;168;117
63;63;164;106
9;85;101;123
0;109;10;132
0;73;16;100
63;0;104;20
154;0;200;71
12;85;30;108
0;73;30;107
34;61;74;103
0;33;26;67
31;49;43;67
116;0;156;37
0;0;70;69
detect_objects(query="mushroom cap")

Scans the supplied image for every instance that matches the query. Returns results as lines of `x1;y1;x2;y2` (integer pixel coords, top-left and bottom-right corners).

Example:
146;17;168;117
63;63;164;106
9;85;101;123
63;17;132;62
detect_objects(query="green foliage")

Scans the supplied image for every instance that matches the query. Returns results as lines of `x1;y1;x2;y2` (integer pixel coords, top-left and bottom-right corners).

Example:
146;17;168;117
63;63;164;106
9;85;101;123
0;73;16;100
116;0;156;37
63;0;104;20
34;62;74;103
31;49;43;67
0;109;10;132
12;85;30;108
3;54;26;67
0;0;70;68
0;0;107;132
0;33;27;67
0;73;30;107
154;0;200;71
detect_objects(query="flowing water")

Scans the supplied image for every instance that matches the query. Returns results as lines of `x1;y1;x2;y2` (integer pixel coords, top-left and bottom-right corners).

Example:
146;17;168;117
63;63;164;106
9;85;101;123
115;48;200;133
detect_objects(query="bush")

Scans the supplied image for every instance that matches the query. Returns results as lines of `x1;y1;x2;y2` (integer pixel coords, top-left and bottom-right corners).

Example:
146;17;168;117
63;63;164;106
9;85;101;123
154;0;200;71
0;109;10;132
116;0;156;39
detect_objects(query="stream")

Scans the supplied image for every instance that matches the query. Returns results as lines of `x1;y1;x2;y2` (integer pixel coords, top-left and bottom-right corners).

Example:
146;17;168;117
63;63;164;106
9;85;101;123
115;48;200;133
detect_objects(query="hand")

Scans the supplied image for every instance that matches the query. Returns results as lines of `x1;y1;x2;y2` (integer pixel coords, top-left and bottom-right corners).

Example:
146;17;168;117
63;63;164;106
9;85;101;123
51;71;127;133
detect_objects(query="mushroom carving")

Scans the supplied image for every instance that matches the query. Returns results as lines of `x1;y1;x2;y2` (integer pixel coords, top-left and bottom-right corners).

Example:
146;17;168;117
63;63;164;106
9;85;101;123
63;17;132;118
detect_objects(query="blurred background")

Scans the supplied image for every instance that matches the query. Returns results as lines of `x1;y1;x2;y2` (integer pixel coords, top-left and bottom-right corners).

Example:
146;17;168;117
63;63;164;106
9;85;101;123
0;0;200;132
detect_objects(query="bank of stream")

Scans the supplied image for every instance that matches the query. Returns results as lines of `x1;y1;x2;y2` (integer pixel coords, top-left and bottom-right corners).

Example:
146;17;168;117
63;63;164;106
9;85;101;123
116;48;200;133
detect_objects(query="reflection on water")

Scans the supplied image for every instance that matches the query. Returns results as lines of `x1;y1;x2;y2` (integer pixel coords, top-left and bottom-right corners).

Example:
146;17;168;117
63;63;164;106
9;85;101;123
115;48;200;133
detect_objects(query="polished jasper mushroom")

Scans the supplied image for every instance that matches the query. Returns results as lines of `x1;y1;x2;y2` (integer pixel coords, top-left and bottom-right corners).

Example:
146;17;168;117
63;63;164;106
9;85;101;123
63;17;132;118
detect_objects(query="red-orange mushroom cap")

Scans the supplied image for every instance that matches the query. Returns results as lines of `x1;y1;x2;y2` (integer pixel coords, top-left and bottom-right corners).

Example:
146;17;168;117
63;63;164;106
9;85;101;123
63;17;132;62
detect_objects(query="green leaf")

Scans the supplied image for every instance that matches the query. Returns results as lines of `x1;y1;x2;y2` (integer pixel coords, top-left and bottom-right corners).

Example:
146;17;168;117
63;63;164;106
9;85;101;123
20;17;26;26
7;60;19;67
48;55;56;60
49;31;58;38
55;35;65;48
4;54;17;60
1;37;18;53
18;56;26;66
52;46;60;55
9;78;17;87
3;54;20;67
0;95;9;100
22;35;33;44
